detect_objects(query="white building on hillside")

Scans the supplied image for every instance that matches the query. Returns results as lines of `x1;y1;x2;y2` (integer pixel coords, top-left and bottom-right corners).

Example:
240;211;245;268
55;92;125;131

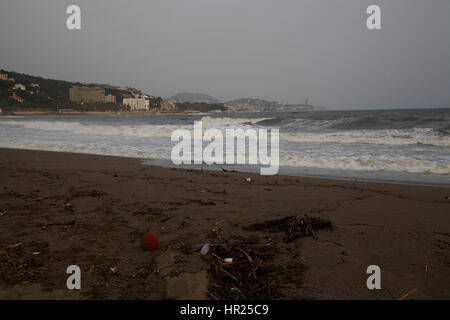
123;98;149;111
13;83;26;91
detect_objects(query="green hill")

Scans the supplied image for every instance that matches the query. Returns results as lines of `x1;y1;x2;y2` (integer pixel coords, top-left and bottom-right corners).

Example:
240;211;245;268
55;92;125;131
0;70;145;112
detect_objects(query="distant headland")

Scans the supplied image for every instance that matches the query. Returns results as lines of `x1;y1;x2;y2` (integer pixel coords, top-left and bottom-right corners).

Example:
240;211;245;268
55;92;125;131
0;70;323;115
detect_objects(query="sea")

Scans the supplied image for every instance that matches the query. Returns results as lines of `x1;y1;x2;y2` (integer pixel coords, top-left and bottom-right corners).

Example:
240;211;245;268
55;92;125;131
1;108;449;187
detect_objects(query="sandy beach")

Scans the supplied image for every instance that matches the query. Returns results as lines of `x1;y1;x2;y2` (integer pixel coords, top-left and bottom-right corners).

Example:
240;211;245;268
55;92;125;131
0;148;449;300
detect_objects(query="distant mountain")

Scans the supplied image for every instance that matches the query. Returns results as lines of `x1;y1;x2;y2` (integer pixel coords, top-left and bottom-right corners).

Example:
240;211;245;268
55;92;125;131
168;92;221;104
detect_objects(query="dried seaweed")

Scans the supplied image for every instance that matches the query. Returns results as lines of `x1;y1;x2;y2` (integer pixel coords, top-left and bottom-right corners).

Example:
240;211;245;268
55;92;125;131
205;241;304;300
205;215;332;300
244;214;332;242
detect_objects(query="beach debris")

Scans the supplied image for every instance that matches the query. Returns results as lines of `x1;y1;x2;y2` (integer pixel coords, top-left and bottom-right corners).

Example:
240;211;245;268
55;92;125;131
398;287;419;300
0;210;8;216
200;200;215;206
0;241;46;286
220;166;237;173
205;240;304;300
246;178;252;184
110;267;118;274
71;190;106;198
0;242;23;254
244;214;332;242
64;201;73;211
334;241;344;247
173;199;216;206
40;220;75;227
141;232;160;251
200;244;211;256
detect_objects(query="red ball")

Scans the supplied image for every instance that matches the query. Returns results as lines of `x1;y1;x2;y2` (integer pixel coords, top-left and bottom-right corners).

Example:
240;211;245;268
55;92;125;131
141;232;159;251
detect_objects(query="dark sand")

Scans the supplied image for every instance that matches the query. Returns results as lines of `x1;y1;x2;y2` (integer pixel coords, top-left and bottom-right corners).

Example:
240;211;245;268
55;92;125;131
0;148;449;300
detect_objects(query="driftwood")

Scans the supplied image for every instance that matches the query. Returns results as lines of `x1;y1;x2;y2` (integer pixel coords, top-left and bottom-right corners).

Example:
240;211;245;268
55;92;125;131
205;215;333;300
205;240;304;300
398;288;419;300
0;242;22;254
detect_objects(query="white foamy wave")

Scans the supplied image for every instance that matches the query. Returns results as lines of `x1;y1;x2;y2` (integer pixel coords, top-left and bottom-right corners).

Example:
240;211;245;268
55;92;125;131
281;128;450;147
0;117;273;138
281;154;450;175
199;116;274;128
0;140;170;160
0;120;182;138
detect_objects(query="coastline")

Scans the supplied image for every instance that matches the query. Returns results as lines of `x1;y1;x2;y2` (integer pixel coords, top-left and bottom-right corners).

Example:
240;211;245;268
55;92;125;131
1;110;203;116
0;147;449;299
144;160;450;188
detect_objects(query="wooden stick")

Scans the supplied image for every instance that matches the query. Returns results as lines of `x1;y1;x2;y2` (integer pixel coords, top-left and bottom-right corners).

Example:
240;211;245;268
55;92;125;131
211;253;223;261
0;242;22;254
204;257;239;282
237;247;257;280
207;290;219;300
398;288;419;300
215;264;238;282
231;287;247;299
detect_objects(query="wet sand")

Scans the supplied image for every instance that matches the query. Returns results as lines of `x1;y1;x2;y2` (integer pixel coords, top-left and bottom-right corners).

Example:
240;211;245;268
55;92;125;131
0;148;449;299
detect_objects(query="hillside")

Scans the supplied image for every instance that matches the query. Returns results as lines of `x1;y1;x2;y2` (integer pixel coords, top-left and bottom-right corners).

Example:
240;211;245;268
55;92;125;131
0;69;172;112
0;70;75;109
168;92;221;104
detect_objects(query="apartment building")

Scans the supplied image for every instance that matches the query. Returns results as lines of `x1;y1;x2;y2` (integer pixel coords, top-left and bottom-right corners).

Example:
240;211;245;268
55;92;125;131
69;86;107;103
123;98;149;111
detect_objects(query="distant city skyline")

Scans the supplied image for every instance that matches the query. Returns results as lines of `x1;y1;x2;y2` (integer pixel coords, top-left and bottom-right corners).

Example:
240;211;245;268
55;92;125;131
1;0;449;109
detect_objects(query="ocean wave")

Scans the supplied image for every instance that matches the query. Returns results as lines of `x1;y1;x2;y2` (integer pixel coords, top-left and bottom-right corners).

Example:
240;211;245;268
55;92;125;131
0;116;272;131
323;113;450;132
281;155;450;175
2;118;449;147
0;140;169;160
0;117;277;140
281;128;450;146
2;139;448;176
258;112;450;134
0;120;182;138
199;116;274;128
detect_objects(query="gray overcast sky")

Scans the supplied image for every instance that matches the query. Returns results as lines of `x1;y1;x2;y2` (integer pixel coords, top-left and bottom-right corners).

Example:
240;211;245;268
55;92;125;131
1;0;449;108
